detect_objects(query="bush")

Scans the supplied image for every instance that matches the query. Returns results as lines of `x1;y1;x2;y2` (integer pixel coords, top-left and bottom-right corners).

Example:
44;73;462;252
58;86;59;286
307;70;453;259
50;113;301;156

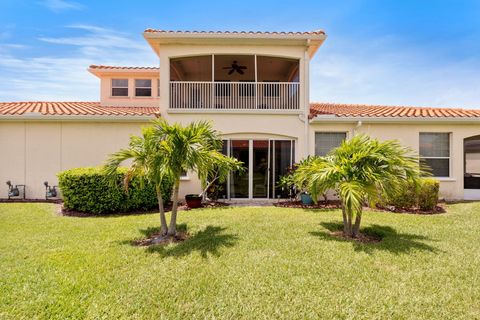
383;178;439;211
417;178;440;211
58;167;172;214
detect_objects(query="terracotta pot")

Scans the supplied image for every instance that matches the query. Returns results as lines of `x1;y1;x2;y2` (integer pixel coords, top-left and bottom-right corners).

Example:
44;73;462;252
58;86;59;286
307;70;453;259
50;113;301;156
185;194;203;208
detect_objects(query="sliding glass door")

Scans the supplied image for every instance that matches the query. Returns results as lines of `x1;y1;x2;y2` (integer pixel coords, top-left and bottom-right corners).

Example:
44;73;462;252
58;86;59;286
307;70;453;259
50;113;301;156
222;139;294;199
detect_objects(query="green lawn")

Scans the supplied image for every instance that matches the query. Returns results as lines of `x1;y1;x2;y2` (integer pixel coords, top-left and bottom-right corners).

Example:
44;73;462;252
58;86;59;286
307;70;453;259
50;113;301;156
1;203;479;319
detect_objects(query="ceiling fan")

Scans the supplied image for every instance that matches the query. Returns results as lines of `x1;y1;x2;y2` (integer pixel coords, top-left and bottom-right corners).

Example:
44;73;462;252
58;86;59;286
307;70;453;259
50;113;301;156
223;61;247;75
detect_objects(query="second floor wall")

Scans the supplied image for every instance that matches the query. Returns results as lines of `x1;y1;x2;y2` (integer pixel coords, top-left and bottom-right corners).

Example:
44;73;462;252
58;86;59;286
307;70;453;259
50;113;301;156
157;44;311;114
89;66;160;107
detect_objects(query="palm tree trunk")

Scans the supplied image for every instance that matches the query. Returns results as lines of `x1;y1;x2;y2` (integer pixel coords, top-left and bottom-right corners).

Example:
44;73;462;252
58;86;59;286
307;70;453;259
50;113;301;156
352;211;362;238
156;186;168;236
167;179;180;236
341;205;349;235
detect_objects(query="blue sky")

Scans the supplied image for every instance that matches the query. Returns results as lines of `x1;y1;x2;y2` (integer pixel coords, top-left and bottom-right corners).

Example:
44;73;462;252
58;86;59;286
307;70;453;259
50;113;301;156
1;0;480;108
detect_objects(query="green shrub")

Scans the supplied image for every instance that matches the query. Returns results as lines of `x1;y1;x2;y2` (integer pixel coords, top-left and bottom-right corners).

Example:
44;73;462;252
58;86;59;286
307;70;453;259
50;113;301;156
417;178;440;211
57;167;172;214
383;178;439;211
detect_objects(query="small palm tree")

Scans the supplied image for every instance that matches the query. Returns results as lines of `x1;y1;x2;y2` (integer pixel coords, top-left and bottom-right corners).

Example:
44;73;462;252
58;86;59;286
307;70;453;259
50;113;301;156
294;134;425;237
104;126;171;235
152;119;243;236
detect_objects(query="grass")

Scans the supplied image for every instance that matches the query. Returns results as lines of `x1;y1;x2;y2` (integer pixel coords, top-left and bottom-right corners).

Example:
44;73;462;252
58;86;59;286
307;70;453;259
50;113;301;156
1;203;480;319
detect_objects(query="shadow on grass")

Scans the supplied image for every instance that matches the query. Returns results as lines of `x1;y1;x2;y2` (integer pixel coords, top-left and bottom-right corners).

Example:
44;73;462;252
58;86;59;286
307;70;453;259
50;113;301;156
310;222;439;254
143;225;239;258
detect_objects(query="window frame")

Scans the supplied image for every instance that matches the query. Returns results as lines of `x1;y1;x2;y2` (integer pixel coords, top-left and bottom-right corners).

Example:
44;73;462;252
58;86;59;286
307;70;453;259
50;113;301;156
135;79;152;97
111;78;129;97
314;131;348;157
419;132;451;178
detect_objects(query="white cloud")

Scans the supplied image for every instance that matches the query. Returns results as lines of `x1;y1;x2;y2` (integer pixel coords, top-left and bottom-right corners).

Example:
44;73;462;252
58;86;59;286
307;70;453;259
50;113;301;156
40;0;84;12
0;25;157;101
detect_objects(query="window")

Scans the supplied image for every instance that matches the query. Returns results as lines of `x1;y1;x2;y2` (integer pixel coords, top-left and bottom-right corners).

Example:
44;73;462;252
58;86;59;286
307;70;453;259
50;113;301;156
157;79;160;97
315;132;347;156
111;79;128;97
420;133;450;177
135;79;152;97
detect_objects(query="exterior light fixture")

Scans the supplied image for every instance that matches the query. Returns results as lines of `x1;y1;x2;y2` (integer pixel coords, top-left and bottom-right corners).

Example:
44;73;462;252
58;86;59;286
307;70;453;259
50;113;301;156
6;181;25;200
43;181;58;200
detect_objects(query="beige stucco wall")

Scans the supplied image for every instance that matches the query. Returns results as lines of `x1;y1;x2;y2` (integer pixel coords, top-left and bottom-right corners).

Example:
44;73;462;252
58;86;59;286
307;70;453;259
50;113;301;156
309;121;480;200
0;121;147;199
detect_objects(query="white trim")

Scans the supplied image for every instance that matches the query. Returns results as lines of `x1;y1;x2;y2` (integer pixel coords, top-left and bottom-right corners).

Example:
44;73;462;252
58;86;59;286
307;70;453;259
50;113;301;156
167;109;301;115
437;177;456;182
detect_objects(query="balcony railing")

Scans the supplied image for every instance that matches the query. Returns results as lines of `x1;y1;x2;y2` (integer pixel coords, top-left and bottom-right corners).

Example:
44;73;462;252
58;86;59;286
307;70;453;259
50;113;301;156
169;81;300;110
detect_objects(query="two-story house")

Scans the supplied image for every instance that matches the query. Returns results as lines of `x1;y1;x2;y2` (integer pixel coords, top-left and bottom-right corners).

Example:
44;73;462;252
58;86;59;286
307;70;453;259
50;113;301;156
1;29;480;201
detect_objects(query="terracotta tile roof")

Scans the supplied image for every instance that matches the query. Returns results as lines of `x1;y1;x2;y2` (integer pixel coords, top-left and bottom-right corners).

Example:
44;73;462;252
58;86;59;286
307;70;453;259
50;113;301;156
144;29;326;35
0;102;159;117
310;102;480;119
89;65;159;71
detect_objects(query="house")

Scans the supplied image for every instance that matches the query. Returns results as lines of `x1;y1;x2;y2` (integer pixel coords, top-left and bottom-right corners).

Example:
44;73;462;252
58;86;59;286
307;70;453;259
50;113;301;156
1;29;480;201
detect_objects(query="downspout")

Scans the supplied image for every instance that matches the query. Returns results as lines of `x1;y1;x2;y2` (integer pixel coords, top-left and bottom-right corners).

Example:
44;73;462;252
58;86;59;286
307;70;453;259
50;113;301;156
303;46;310;159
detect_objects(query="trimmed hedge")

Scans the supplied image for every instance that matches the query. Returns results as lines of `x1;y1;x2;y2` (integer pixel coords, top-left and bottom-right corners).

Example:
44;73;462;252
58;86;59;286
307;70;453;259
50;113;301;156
384;178;440;211
58;167;172;214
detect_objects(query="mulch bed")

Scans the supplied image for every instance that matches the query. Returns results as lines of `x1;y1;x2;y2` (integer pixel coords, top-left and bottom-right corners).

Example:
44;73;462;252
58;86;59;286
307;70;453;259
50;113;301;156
0;198;62;203
275;200;446;215
274;200;342;209
60;200;229;217
133;232;190;246
376;203;447;215
328;230;382;244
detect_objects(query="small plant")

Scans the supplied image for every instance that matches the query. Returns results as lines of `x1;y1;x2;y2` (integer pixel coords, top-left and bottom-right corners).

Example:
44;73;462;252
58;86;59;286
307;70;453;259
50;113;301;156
417;178;440;211
382;178;439;211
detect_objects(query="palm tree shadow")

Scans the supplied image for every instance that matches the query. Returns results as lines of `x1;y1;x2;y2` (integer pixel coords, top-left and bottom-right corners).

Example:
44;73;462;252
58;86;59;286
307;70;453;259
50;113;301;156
310;222;440;254
146;225;239;258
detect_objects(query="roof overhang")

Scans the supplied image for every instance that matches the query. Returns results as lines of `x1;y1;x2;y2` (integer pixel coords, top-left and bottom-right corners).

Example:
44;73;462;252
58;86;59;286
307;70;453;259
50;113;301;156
88;67;160;78
310;115;480;124
143;31;327;58
0;114;156;122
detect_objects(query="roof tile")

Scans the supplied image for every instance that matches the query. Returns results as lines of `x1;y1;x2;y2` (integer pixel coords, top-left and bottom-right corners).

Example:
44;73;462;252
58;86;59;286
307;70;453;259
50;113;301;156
144;29;326;35
0;102;159;117
310;102;480;119
89;65;159;71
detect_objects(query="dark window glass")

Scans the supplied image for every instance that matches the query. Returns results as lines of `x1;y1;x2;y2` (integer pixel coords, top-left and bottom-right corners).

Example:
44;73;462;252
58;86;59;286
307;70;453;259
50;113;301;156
420;133;450;177
111;79;128;96
423;158;450;177
112;88;128;96
315;132;346;156
135;88;152;96
135;79;152;97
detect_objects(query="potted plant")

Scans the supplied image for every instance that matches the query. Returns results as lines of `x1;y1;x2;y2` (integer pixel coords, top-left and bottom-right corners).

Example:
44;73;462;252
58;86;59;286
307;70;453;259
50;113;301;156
300;191;313;205
185;153;244;208
185;194;203;208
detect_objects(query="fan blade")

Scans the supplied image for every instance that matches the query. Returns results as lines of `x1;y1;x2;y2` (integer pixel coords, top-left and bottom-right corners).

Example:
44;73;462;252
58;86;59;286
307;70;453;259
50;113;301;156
239;66;247;69
228;69;235;75
237;69;244;75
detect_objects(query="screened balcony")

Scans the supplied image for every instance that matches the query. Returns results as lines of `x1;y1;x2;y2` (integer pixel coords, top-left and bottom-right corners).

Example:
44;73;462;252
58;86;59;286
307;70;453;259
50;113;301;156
169;55;300;110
